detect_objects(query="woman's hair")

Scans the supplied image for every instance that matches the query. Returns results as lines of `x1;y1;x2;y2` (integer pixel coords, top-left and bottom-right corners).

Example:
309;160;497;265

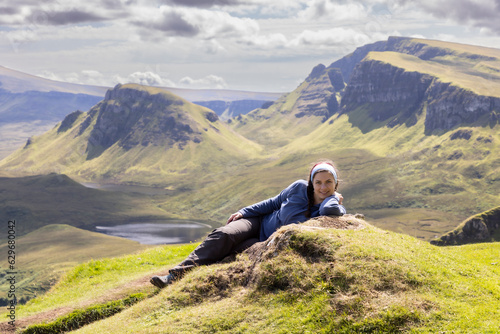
305;159;339;218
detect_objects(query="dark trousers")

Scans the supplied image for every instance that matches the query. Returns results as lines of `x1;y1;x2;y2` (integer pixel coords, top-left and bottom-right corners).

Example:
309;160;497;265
169;216;261;275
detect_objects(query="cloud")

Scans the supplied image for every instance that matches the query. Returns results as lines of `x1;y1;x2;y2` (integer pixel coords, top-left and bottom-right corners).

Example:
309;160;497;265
27;9;108;26
39;69;110;86
298;0;368;21
396;0;500;33
288;27;378;50
116;71;176;87
179;75;228;89
133;6;259;40
38;69;229;90
159;0;256;8
0;1;129;26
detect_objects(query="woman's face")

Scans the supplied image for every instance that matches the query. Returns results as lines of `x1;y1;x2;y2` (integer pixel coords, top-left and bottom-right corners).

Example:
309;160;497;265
313;171;336;204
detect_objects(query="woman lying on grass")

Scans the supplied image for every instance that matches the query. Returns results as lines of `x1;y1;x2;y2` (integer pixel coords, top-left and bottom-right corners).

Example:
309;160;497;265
150;160;346;288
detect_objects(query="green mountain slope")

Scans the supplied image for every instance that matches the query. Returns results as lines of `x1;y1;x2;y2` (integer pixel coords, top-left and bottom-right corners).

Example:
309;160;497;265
0;84;262;186
228;65;344;148
0;37;498;241
5;216;500;333
0;224;150;307
0;173;177;236
225;37;500;238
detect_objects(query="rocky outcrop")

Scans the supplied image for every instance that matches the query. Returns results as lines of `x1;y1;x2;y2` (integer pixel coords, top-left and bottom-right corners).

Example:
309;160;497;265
86;84;204;158
340;58;500;132
341;60;433;127
293;65;345;121
425;82;500;131
328;36;496;83
431;206;500;245
58;110;84;133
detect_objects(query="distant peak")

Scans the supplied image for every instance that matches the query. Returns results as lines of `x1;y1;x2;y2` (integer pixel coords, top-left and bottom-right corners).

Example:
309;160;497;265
306;64;326;81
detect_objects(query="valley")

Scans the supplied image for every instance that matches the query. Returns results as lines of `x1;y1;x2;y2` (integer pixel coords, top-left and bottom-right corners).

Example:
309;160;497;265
0;37;499;331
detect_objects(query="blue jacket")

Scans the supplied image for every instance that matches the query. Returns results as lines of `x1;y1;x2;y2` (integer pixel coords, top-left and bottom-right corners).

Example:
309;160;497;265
238;180;346;241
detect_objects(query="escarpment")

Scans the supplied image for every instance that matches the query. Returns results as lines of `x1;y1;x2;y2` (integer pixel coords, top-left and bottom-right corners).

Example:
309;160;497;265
84;84;205;158
340;58;500;132
431;206;500;245
293;65;345;121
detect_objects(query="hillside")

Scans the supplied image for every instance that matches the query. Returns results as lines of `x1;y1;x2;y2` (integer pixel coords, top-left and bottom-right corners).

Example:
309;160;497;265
0;224;151;306
431;206;500;245
0;37;499;240
0;173;180;236
3;216;500;333
0;84;262;186
230;36;500;143
0;66;280;160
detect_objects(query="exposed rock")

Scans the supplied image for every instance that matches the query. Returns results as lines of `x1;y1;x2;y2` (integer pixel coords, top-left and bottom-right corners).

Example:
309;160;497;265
476;135;493;143
204;111;219;122
86;84;203;158
58;110;84;133
294;66;345;121
24;137;33;148
447;150;463;160
340;58;500;132
431;206;500;245
425;82;498;131
450;129;472;140
341;60;432;126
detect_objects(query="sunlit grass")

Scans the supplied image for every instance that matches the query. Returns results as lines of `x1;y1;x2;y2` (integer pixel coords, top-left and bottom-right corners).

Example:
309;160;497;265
11;220;497;333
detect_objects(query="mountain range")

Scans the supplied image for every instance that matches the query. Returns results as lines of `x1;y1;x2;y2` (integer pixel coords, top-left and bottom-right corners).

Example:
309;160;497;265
1;35;499;333
0;65;280;159
0;36;499;243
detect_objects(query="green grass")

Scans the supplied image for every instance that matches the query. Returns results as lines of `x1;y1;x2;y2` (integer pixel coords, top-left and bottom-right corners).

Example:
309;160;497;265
21;293;147;334
8;218;499;333
0;224;151;306
0;174;177;236
5;241;197;320
1;39;499;249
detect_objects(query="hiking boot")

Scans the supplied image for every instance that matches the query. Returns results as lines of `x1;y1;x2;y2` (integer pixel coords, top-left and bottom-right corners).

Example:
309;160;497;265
150;273;178;289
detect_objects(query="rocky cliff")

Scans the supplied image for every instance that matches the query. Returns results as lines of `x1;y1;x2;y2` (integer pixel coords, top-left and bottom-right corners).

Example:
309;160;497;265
82;84;217;158
431;206;500;245
293;65;344;121
340;56;500;132
340;59;433;127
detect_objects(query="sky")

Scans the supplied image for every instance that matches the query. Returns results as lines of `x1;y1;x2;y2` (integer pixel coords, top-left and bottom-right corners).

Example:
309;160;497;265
0;0;499;93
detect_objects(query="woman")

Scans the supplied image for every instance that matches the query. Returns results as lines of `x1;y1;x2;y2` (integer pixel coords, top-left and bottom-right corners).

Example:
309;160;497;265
150;160;346;289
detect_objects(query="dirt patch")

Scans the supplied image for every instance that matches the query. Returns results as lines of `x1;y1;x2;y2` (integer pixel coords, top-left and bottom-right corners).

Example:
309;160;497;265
245;214;365;266
0;273;159;333
304;214;366;230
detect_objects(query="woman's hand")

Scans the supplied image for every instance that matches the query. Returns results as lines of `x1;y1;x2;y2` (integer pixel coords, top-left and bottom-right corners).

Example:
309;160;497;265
226;212;243;225
334;192;343;205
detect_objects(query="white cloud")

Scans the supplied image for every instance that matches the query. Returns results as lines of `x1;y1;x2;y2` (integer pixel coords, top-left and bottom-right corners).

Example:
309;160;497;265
116;71;176;87
38;69;230;90
1;0;500;93
240;32;288;48
298;0;368;21
288;27;379;51
132;6;260;40
179;75;228;89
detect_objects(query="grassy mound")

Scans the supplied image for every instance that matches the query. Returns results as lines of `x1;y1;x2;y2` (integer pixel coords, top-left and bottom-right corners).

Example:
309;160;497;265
4;215;500;333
